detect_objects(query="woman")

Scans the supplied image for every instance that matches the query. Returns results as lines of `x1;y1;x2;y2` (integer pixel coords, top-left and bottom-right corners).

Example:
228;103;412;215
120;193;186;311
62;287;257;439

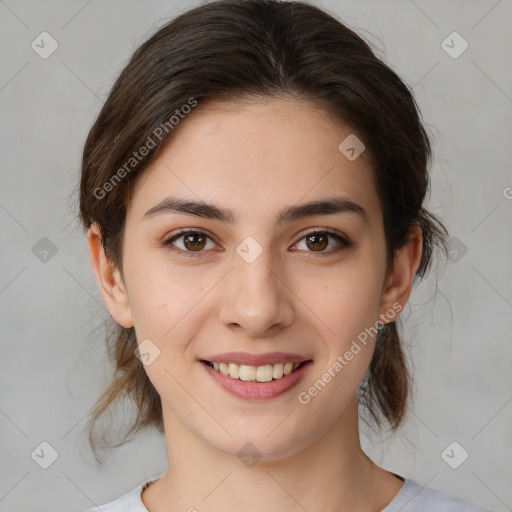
79;1;494;510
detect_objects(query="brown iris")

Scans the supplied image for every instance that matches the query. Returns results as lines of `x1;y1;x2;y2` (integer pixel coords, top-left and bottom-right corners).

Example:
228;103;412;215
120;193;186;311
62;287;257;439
183;232;207;251
305;233;328;251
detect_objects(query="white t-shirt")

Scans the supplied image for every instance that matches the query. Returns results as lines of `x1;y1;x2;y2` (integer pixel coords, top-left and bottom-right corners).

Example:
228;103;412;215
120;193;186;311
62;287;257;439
84;472;495;512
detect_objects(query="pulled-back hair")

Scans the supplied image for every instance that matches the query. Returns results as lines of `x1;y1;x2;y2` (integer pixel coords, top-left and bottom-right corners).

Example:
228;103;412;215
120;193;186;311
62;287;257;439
77;0;449;464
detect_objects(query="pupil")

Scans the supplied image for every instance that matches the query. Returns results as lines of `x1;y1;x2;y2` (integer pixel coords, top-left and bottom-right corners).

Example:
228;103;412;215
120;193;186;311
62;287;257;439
185;233;205;251
306;234;327;251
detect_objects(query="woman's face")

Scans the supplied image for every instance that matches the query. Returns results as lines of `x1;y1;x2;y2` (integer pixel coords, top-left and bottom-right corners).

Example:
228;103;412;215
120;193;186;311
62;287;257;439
94;97;418;460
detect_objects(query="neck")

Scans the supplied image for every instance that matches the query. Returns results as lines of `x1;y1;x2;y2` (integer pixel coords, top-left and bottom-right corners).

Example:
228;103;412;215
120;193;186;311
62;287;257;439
143;394;403;512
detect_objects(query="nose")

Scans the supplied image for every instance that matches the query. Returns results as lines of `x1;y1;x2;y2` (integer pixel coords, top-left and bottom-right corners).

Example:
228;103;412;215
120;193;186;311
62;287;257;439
217;248;295;337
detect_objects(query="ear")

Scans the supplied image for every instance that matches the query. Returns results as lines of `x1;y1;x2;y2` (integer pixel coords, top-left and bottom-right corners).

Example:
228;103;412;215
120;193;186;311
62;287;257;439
87;223;134;328
378;224;423;325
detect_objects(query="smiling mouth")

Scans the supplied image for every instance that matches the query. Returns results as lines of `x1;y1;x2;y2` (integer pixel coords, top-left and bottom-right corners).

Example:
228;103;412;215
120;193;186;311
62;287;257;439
200;359;312;382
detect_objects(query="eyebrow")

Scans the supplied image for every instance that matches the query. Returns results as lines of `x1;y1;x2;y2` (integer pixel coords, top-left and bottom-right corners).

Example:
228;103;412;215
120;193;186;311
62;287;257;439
142;195;369;226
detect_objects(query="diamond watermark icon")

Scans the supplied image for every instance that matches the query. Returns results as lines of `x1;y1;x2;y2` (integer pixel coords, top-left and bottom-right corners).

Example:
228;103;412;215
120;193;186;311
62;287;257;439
441;31;468;59
236;236;263;264
338;134;365;161
447;236;468;263
441;441;469;469
134;338;161;366
32;237;58;263
31;32;59;59
31;441;59;469
237;441;263;468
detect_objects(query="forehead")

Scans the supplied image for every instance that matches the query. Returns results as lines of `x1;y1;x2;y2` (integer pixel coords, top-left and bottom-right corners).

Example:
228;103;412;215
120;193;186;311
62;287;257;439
127;97;382;229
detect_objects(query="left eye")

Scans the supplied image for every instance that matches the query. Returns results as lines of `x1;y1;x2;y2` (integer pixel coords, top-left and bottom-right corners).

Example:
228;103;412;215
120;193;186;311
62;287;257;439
292;230;351;253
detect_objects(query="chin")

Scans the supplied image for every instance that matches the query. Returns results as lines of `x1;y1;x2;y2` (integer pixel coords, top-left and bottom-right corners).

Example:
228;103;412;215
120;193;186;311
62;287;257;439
207;425;313;464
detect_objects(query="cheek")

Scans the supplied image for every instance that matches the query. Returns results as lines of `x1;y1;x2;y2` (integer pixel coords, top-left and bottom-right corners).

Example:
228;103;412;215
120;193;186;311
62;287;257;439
298;262;384;342
131;277;205;343
295;273;381;412
128;269;211;400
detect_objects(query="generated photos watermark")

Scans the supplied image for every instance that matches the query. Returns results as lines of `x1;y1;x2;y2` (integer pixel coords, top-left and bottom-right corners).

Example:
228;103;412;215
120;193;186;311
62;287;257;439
297;302;403;405
93;97;198;200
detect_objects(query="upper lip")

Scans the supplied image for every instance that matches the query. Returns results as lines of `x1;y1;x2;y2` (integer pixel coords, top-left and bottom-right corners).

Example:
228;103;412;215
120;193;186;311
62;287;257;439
200;351;313;366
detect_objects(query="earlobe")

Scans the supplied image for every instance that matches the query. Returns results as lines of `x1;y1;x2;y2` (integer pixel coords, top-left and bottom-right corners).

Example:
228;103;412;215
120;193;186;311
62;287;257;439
378;225;423;325
87;223;135;328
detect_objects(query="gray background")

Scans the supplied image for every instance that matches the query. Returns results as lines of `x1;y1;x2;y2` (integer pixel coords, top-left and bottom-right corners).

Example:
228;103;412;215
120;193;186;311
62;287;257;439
1;0;511;511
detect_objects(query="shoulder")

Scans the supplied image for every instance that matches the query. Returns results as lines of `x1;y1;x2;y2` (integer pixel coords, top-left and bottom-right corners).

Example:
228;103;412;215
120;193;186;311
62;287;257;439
83;474;163;512
83;474;496;512
83;483;145;512
384;477;496;512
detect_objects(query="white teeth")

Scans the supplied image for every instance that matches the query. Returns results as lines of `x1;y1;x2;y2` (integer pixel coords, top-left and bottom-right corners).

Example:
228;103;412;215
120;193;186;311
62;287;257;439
228;363;240;379
272;363;284;379
208;360;306;382
256;365;273;382
239;365;257;381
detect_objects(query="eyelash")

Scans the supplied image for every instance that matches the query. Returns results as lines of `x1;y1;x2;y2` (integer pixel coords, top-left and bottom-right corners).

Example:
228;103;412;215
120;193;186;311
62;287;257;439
162;228;354;258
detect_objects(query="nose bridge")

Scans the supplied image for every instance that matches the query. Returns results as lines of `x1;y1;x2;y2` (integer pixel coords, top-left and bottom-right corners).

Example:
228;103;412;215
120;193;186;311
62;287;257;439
218;239;293;334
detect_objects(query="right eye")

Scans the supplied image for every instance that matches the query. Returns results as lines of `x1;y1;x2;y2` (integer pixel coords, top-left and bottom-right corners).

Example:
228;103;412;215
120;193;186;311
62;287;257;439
163;228;219;256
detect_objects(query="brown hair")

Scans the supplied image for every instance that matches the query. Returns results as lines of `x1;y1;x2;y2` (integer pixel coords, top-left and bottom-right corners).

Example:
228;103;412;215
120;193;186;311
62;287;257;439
77;0;449;463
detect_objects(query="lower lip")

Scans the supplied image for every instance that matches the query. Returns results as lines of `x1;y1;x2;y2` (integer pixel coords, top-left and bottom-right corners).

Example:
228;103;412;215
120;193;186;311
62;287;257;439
200;361;313;401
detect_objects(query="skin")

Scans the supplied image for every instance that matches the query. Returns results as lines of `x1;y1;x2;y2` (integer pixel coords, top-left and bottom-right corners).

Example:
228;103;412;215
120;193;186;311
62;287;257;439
88;97;422;512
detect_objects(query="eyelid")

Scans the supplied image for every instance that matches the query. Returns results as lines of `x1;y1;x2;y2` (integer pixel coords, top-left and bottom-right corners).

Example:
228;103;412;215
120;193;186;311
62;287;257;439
291;227;353;252
162;227;353;256
163;227;221;256
165;226;217;242
293;226;349;243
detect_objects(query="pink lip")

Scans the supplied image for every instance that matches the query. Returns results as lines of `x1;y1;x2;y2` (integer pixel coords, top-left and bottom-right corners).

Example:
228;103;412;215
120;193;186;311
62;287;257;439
200;351;311;366
200;360;313;401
